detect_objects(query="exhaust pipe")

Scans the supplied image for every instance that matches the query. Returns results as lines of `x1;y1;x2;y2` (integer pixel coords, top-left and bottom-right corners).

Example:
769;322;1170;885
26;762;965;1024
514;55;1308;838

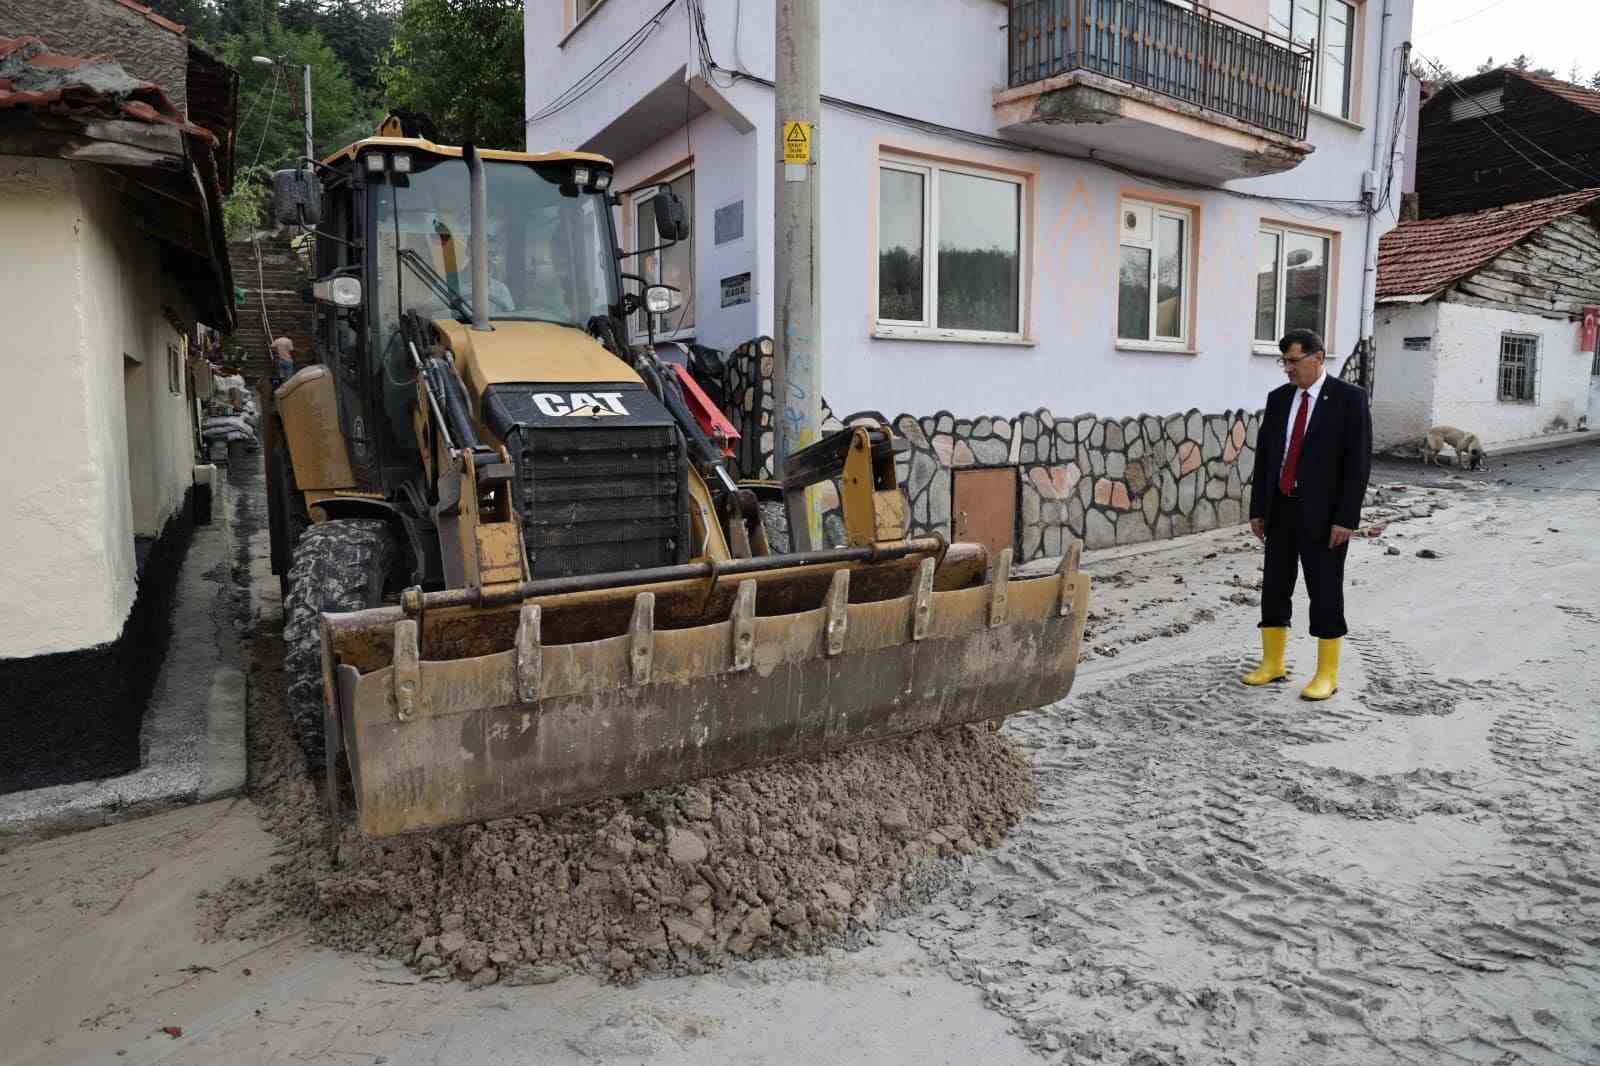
463;143;492;332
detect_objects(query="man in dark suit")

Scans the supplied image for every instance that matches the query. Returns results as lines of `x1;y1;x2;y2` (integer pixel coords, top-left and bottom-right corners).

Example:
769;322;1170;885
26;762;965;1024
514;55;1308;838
1241;329;1372;700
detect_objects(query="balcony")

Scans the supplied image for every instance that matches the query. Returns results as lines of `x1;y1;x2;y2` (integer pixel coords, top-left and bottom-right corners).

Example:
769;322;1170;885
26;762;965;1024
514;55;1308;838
996;0;1315;182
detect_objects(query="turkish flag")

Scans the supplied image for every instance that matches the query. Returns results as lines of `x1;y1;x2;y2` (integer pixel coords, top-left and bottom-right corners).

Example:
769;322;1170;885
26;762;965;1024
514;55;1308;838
1582;307;1600;354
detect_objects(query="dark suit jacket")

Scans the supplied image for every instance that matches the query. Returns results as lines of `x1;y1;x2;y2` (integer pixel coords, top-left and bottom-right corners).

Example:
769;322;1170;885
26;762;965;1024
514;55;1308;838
1250;375;1373;534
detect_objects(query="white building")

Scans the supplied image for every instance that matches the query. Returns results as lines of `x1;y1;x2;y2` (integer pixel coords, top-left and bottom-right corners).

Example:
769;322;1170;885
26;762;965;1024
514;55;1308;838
0;23;235;791
1373;189;1600;451
526;0;1412;554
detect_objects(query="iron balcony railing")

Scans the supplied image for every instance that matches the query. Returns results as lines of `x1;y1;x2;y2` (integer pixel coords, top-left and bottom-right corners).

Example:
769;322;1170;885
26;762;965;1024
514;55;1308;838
1008;0;1314;140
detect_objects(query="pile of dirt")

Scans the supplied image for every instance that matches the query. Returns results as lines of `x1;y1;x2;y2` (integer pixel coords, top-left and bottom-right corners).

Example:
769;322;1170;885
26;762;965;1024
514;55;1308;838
203;632;1037;986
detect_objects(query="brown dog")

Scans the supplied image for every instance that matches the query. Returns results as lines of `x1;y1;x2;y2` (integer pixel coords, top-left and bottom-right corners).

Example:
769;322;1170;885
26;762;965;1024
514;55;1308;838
1422;426;1486;470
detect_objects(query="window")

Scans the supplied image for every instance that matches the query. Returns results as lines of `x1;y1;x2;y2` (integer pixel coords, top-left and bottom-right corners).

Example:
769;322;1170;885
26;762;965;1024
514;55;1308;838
575;0;604;20
876;156;1025;340
629;169;694;341
1270;0;1356;120
1255;224;1331;348
1118;199;1192;347
1498;333;1539;404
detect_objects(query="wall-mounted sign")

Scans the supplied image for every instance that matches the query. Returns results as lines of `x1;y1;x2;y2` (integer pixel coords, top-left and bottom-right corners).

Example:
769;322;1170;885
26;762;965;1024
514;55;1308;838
714;200;744;245
1581;306;1598;354
720;272;752;309
782;121;811;164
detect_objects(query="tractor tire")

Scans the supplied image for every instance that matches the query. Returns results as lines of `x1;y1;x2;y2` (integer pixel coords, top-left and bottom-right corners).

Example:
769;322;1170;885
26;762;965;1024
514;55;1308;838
269;433;310;599
283;519;398;768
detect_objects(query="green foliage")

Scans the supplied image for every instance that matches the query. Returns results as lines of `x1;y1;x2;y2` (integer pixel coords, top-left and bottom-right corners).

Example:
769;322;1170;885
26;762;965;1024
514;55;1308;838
280;0;397;94
381;0;524;148
222;23;379;171
222;163;273;240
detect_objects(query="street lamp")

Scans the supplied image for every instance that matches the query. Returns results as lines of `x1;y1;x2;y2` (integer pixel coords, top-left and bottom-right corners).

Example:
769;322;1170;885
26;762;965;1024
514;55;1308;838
251;54;313;168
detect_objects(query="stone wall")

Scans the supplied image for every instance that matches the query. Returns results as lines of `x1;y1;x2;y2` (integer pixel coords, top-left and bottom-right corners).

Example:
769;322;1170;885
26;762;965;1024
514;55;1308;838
724;338;1263;558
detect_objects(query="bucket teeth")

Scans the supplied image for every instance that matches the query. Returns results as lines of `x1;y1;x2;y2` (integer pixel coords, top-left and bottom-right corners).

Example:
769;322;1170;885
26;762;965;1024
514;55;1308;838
825;569;850;656
629;593;655;686
515;603;542;702
731;580;756;671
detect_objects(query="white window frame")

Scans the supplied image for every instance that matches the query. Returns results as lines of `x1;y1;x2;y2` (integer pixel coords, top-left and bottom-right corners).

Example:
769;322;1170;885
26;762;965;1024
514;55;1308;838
627;166;695;344
1253;223;1333;354
1117;198;1194;351
1497;332;1540;404
872;155;1029;344
1271;0;1357;121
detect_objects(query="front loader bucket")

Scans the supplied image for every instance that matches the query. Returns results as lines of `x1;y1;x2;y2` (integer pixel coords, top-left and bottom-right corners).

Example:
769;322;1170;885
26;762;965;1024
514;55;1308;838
321;542;1089;837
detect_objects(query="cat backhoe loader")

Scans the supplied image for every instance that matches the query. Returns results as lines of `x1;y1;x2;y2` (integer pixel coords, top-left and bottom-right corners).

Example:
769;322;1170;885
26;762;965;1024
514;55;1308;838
262;119;1089;838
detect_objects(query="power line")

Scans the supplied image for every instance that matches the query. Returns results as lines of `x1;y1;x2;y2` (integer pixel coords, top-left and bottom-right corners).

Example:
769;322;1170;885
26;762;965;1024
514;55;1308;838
250;65;283;169
1416;0;1514;37
1416;51;1600;187
526;0;678;127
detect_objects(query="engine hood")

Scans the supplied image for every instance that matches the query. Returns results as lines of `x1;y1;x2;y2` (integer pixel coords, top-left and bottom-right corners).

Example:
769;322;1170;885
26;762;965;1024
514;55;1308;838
435;321;641;414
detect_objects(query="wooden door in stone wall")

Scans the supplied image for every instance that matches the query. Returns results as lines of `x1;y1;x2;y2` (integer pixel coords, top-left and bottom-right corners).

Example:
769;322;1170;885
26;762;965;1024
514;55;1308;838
952;467;1019;561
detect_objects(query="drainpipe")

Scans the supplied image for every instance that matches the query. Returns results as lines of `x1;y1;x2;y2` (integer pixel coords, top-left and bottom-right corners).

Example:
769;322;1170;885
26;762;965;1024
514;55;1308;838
1357;0;1399;391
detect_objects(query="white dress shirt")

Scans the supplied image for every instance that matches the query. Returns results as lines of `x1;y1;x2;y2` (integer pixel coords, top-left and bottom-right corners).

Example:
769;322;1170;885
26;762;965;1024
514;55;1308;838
1280;369;1327;484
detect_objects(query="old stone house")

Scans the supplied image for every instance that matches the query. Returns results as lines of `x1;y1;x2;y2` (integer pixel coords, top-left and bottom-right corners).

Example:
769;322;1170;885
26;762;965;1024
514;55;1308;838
1374;189;1600;450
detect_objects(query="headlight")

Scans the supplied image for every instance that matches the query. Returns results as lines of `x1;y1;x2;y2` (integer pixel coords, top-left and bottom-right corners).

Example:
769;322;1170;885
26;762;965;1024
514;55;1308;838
391;152;412;173
594;171;612;192
365;153;386;173
573;165;591;188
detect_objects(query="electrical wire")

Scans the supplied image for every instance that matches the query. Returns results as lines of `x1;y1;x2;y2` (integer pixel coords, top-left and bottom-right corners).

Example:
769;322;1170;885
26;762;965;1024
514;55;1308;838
526;0;679;126
1415;51;1600;188
666;80;697;336
250;65;283;168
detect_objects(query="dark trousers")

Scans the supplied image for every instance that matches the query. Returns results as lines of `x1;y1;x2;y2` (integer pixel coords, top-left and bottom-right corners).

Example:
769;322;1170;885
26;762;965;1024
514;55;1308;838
1259;498;1349;639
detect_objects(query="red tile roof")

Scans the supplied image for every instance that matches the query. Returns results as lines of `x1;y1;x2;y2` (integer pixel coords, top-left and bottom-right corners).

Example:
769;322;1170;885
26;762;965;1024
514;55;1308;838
109;0;187;36
1512;70;1600;118
0;35;212;142
1376;188;1600;301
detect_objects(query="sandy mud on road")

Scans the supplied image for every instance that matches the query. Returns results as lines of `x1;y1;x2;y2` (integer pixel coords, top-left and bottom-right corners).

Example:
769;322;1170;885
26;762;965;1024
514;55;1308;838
204;633;1038;987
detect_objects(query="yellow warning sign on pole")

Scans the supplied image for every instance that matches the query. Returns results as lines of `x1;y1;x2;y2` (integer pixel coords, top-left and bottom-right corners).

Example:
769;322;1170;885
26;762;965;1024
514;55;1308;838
782;121;812;164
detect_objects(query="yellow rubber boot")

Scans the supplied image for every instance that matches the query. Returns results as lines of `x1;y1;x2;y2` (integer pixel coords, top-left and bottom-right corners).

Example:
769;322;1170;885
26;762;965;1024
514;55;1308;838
1241;627;1289;686
1300;638;1341;701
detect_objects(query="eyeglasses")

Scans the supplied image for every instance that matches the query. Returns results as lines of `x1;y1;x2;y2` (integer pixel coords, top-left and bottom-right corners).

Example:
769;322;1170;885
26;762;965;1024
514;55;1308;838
1277;353;1322;367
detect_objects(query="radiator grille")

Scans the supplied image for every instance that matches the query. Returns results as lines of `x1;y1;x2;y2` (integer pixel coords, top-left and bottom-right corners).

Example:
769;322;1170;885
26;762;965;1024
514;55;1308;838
508;424;689;578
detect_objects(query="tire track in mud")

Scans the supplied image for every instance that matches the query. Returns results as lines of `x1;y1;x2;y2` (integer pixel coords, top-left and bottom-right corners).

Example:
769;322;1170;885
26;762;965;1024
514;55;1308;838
900;637;1600;1064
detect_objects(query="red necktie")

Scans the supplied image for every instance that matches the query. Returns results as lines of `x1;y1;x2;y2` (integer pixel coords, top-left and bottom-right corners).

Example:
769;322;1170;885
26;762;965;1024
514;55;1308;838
1278;391;1311;497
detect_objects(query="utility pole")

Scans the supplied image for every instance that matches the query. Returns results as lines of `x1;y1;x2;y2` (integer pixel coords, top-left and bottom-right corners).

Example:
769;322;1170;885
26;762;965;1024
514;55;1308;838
774;0;821;551
302;62;314;166
249;56;314;167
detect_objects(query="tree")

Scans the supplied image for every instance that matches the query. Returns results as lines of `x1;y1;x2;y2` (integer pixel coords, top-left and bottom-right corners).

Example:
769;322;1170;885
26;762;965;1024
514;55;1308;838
380;0;523;148
221;23;378;171
1591;70;1600;91
1475;56;1498;75
279;0;397;95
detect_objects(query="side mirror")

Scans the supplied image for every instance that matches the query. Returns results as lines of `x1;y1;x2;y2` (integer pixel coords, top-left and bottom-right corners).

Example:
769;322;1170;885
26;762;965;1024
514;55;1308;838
652;191;689;242
313;275;362;307
645;284;682;314
271;168;322;226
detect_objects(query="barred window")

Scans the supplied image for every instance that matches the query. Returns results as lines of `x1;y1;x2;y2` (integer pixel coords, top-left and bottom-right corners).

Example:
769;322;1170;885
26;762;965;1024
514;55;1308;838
1498;333;1539;404
1592;346;1600;377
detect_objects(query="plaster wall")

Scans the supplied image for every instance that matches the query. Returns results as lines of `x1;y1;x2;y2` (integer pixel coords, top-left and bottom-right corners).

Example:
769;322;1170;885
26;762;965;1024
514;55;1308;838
527;0;1409;423
613;110;761;353
1430;302;1592;446
0;158;196;659
1371;302;1438;448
